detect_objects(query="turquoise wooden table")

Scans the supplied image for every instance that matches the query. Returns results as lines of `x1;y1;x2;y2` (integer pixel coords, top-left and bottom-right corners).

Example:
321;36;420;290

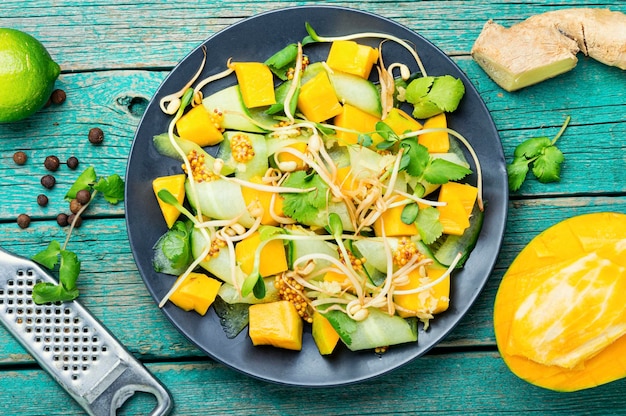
1;1;625;414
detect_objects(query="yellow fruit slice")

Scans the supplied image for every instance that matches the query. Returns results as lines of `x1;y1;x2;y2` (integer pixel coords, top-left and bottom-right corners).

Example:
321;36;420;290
494;212;626;391
152;174;186;228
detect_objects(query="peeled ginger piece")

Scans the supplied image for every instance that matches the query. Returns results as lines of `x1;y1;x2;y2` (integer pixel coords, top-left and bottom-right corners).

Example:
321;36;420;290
471;8;626;91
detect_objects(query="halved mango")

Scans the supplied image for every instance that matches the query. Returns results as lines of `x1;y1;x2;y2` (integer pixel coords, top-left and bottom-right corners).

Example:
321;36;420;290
494;212;626;392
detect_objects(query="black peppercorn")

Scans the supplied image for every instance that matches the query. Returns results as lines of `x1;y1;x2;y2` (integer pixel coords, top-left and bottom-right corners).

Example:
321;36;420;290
41;174;56;189
17;214;31;229
44;155;60;171
37;194;49;207
68;213;82;227
88;127;104;144
76;189;91;205
56;213;69;227
13;151;27;165
66;156;79;169
69;198;82;214
51;89;66;104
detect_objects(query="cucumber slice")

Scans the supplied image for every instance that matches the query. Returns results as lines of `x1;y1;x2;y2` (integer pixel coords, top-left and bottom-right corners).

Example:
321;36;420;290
185;179;255;228
218;278;279;304
428;204;485;268
330;70;382;118
217;131;269;180
287;226;339;275
191;228;246;287
202;85;274;133
353;237;399;274
323;308;417;351
153;133;236;176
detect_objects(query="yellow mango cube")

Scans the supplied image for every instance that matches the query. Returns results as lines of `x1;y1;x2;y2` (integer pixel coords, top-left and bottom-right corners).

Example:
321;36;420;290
383;107;422;135
249;301;303;350
175;105;224;147
437;195;470;236
438;182;478;216
169;272;222;315
419;113;449;153
232;62;276;108
326;40;379;79
274;141;308;171
373;204;418;237
312;312;340;355
394;266;450;318
297;71;343;123
152;174;186;228
240;176;285;226
334;104;382;146
235;231;288;277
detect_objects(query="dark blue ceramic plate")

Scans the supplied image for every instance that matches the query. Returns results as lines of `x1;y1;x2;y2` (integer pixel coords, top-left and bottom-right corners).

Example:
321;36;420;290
126;5;508;386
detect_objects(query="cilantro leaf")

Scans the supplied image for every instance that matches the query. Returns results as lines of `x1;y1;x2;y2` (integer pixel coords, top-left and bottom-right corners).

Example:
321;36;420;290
281;171;329;224
416;206;443;245
399;138;429;177
506;158;530;192
31;282;79;304
32;240;62;269
532;146;564;183
59;250;80;291
423;158;471;184
513;136;551;159
405;75;465;119
94;174;125;204
506;116;570;191
65;166;97;200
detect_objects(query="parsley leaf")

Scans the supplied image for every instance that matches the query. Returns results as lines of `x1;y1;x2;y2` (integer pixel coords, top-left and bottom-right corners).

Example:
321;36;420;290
31;245;81;305
281;171;329;224
399;138;470;184
405;75;465;119
264;43;298;80
94;174;125;204
31;240;62;269
507;116;570;191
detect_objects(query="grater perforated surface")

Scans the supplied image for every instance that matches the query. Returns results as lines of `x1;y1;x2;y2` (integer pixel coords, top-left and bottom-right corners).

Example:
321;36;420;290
0;249;171;416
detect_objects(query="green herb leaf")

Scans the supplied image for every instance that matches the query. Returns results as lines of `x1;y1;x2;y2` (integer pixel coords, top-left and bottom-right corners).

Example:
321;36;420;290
32;240;62;269
506;158;530;192
59;250;80;291
401;203;419;225
513;136;552;159
241;272;262;298
94;174;125;204
152;220;192;275
357;133;373;147
252;277;266;299
399;138;429;177
327;212;343;236
281;171;329;224
416;206;443;245
532;145;564;183
422;158;472;185
265;43;298;80
31;282;79;305
302;22;320;45
65;166;97;200
405;75;465;119
258;225;284;241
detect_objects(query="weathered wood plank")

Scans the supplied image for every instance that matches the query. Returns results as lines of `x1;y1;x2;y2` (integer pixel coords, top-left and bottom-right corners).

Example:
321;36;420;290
1;1;623;70
2;352;626;415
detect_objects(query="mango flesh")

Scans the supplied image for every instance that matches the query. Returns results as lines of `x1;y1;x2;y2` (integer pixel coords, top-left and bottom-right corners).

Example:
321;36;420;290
494;212;626;391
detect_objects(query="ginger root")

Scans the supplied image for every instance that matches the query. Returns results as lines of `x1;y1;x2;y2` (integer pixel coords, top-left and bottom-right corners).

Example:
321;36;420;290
471;8;626;91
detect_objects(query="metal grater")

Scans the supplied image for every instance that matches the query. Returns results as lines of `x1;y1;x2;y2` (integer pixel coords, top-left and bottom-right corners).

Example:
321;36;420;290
0;248;172;416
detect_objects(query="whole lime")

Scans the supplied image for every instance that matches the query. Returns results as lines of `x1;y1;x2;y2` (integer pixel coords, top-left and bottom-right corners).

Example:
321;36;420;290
0;28;61;123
